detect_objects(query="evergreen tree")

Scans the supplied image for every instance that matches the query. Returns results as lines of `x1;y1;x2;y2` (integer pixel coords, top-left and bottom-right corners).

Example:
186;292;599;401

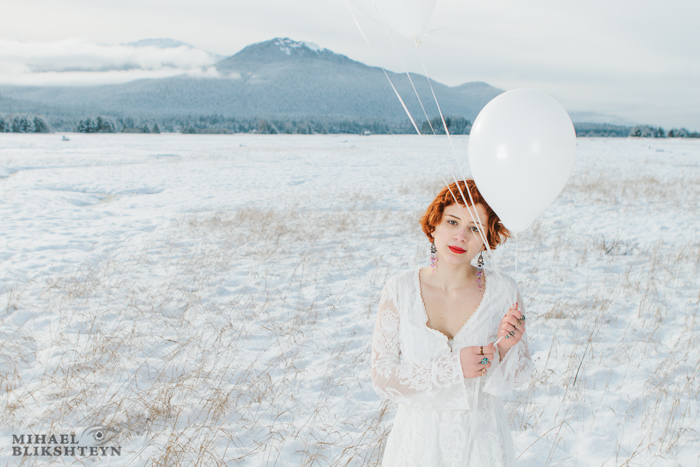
33;116;52;133
257;119;277;134
77;116;116;133
12;116;33;133
97;117;116;133
95;116;105;132
420;116;471;135
152;123;161;134
0;118;8;132
630;125;666;138
22;117;33;132
105;118;116;133
76;118;92;133
668;128;689;138
295;122;311;134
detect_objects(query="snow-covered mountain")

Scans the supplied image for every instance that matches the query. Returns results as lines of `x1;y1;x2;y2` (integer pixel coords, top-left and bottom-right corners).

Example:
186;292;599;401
216;37;357;72
0;37;502;122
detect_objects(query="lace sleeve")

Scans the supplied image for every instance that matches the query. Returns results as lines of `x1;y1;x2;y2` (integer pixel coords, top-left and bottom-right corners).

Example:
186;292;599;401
370;279;471;411
483;288;534;396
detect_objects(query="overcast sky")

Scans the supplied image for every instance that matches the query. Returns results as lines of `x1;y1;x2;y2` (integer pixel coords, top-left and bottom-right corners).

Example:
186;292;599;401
2;0;699;129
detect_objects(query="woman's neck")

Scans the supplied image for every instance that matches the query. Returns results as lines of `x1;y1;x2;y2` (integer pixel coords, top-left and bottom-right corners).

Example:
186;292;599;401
425;262;479;293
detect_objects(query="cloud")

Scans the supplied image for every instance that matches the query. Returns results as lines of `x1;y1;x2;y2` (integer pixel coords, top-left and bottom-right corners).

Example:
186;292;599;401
0;38;220;86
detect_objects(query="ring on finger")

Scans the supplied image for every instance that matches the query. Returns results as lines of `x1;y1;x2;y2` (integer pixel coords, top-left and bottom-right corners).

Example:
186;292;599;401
479;346;484;355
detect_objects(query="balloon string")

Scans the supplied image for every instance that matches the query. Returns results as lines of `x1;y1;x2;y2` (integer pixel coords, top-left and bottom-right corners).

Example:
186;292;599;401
515;233;519;279
414;41;492;257
443;173;485;460
342;0;422;135
414;41;455;151
341;0;373;48
344;0;493;261
471;378;480;460
493;233;520;347
385;25;435;134
453;163;490;252
449;171;491;253
383;69;422;134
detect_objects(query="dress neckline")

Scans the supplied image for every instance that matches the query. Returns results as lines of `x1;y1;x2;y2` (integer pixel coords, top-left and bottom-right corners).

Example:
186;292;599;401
416;267;491;342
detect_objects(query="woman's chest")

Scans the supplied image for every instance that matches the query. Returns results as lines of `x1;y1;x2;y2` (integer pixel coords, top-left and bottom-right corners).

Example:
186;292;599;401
421;287;484;340
399;297;499;361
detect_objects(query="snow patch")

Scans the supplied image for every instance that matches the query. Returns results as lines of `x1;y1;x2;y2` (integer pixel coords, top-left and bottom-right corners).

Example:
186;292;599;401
303;41;322;52
273;38;326;56
0;134;697;465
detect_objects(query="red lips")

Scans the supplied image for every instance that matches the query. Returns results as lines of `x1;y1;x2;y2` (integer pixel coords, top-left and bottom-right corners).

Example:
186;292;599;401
448;246;466;254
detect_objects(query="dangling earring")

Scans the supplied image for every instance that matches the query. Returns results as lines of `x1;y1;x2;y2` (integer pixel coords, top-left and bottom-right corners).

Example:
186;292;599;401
477;251;484;291
430;241;438;272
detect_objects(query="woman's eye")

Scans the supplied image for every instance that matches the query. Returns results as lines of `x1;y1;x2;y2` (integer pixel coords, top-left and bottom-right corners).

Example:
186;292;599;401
447;220;457;226
471;226;479;232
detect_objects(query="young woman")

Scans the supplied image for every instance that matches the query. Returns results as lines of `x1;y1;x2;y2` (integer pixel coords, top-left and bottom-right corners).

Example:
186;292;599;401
371;180;533;466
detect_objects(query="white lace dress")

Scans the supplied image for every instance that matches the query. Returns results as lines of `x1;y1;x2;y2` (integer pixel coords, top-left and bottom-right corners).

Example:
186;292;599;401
371;268;533;467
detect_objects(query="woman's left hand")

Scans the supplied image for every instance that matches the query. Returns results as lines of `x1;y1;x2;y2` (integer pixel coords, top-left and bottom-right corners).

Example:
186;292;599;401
497;302;525;351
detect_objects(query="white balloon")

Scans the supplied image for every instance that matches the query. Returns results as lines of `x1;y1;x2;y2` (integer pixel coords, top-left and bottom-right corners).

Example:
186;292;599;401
467;89;576;233
350;0;437;38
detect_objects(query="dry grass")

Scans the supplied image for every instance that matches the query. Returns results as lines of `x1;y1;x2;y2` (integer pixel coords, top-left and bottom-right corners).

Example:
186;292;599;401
1;204;411;465
496;171;700;465
1;159;698;465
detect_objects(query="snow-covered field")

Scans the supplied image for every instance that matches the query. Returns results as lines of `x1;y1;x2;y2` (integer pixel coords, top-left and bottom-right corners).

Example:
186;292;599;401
1;134;698;466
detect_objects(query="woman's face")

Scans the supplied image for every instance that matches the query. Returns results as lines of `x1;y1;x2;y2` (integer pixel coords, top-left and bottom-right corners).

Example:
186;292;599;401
431;202;489;267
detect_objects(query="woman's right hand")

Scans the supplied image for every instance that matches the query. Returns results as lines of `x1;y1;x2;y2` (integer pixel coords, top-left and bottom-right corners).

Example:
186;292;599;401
459;344;496;378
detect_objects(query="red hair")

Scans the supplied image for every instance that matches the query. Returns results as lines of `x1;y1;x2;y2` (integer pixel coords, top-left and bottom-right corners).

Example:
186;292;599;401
419;180;510;249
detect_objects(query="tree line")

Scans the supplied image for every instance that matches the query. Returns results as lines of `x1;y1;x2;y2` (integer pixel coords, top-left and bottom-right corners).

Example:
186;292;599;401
0;116;51;133
1;113;698;138
628;125;699;138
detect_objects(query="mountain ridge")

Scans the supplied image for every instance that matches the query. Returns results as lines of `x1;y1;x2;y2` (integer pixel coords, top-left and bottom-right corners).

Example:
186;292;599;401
0;37;631;128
